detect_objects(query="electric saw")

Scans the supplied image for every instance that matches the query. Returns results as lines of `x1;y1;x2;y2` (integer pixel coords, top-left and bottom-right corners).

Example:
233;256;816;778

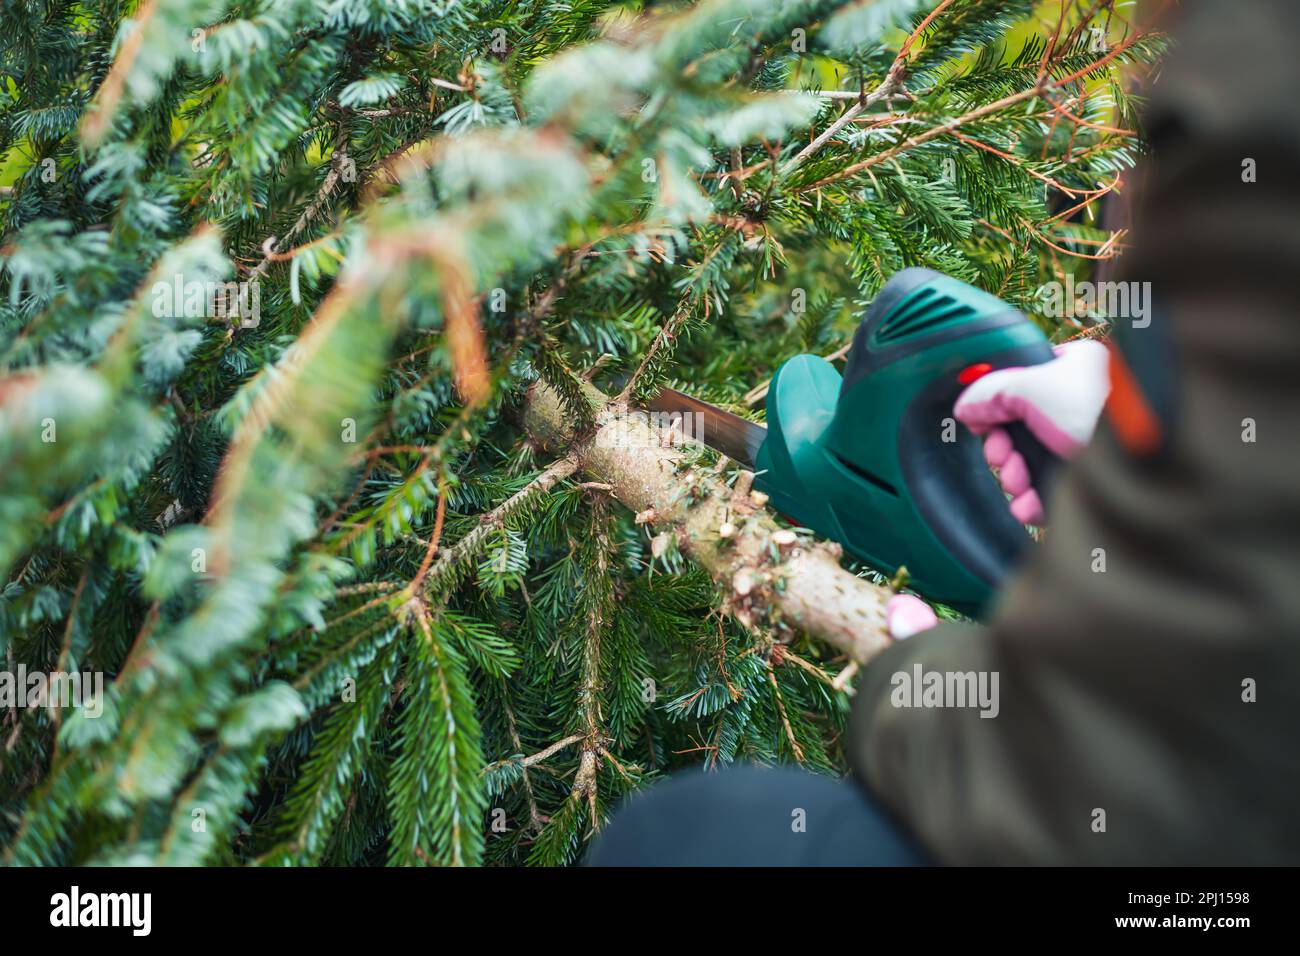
649;267;1063;615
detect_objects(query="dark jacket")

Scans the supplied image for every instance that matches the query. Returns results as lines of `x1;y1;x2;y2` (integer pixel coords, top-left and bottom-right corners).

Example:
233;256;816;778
850;0;1300;864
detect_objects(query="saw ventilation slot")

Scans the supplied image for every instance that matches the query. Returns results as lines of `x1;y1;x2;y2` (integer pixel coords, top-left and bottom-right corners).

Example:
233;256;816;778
874;289;976;344
830;451;899;497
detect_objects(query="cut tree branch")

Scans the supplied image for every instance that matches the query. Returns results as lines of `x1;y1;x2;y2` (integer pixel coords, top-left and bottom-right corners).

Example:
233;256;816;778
524;383;893;664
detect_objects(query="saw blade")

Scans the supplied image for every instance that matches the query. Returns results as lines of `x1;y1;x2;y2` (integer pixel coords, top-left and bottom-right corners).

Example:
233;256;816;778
645;388;766;468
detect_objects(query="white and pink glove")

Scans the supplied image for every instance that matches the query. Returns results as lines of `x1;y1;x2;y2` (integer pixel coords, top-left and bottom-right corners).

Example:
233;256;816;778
884;340;1111;641
953;339;1111;526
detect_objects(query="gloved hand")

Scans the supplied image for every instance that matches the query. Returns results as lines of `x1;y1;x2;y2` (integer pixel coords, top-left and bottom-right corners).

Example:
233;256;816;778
885;341;1111;641
953;339;1110;525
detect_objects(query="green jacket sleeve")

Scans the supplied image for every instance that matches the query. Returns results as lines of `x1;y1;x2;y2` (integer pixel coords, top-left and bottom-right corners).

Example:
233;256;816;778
848;0;1300;865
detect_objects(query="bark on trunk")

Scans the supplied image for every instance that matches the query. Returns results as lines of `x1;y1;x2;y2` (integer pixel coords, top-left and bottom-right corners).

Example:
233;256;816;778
524;382;893;664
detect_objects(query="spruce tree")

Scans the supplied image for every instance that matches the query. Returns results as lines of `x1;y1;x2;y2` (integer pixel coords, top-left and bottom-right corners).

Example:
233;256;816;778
1;0;1163;866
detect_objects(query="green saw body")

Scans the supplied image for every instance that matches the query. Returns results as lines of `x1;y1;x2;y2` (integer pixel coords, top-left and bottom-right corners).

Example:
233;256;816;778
742;269;1059;614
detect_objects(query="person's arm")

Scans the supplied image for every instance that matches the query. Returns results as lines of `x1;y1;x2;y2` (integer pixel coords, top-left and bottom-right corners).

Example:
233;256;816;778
849;0;1300;864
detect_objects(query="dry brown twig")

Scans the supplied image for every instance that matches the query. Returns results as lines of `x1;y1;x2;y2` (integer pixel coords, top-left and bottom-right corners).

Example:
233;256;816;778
780;0;954;175
796;20;1153;195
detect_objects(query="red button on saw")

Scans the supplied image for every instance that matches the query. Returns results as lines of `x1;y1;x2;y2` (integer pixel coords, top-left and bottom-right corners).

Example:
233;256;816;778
957;362;993;385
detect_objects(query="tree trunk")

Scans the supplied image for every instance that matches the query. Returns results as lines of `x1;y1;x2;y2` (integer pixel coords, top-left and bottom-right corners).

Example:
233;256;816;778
524;383;893;664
